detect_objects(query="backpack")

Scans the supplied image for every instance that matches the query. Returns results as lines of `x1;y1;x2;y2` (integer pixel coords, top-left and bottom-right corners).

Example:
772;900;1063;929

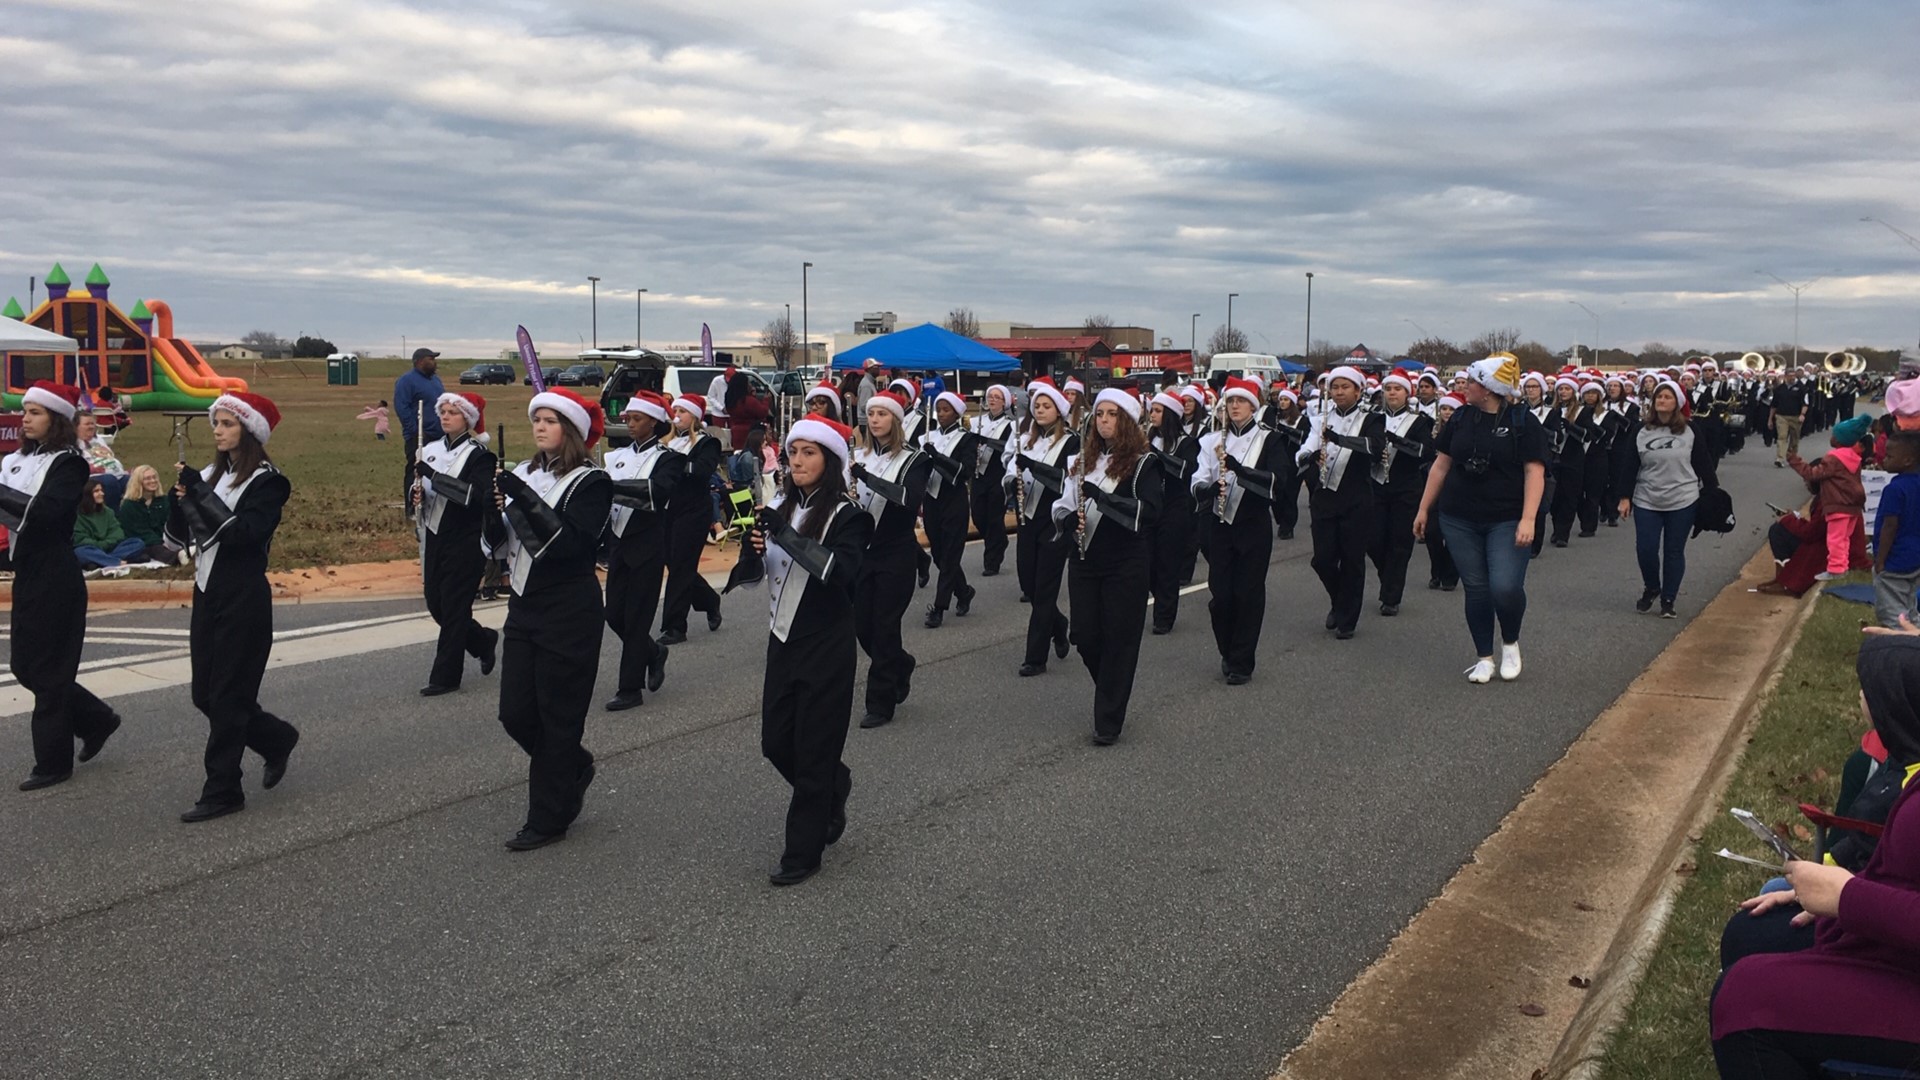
1691;484;1735;537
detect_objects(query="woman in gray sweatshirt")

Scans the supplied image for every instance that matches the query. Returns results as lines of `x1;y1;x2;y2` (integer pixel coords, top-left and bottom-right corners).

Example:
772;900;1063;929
1612;378;1717;618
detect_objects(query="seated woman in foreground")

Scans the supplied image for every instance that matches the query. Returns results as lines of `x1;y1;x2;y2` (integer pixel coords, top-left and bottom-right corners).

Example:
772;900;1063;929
1710;633;1920;1077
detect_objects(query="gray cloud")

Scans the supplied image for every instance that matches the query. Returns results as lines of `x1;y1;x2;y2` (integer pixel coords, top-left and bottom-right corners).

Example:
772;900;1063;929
1;0;1917;359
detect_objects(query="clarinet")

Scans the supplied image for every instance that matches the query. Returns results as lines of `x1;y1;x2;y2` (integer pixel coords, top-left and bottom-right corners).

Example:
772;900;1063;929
1075;418;1092;560
1013;432;1028;525
1212;400;1229;519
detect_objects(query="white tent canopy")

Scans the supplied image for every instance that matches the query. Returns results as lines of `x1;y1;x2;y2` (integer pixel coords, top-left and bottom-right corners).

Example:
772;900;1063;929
0;316;78;354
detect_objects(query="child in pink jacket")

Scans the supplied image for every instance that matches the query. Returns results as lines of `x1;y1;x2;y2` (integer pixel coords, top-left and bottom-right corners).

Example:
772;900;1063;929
1790;414;1872;580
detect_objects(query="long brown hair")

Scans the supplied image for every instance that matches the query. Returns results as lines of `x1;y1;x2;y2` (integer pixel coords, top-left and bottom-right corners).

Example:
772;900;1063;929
858;409;904;455
210;430;270;486
533;423;591;474
1647;386;1689;435
1085;404;1147;481
27;411;78;453
78;477;108;515
1023;409;1065;450
778;441;850;542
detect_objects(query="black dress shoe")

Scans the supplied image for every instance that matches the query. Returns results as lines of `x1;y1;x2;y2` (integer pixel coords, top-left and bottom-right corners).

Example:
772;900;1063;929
419;684;456;697
770;862;820;886
1551;539;1569;548
1442;582;1457;592
18;770;72;792
647;644;669;693
1335;628;1356;640
1089;732;1118;747
1577;530;1596;538
263;728;299;790
180;799;244;823
924;607;944;629
657;630;688;646
1277;530;1294;540
1380;603;1399;617
1225;672;1250;686
1019;593;1030;603
859;712;893;729
78;713;122;763
1428;578;1442;590
479;629;499;676
956;585;975;616
826;772;851;845
504;827;566;852
917;562;931;588
1018;662;1045;677
605;692;644;711
897;655;915;703
1151;624;1172;635
1054;619;1070;659
1325;612;1339;630
707;609;723;632
981;567;999;577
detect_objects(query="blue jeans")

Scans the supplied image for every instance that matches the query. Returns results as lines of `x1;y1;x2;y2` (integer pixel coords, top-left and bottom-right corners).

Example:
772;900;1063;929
1437;513;1531;657
1633;500;1696;603
74;537;146;567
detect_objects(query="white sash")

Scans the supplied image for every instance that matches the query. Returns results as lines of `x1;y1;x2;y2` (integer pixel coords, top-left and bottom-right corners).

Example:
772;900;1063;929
605;442;666;537
195;464;272;591
506;464;596;595
1372;409;1419;484
420;435;480;535
851;447;912;523
0;449;65;538
923;425;967;499
1016;433;1072;519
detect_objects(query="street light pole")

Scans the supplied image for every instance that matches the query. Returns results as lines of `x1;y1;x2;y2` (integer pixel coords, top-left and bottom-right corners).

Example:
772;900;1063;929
1190;312;1200;358
1227;292;1239;341
587;276;600;348
802;262;813;368
636;288;647;349
1756;271;1821;368
1568;300;1600;358
785;303;792;370
1304;272;1315;359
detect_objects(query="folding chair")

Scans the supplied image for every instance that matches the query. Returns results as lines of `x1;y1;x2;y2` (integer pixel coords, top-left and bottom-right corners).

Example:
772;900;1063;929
717;488;757;550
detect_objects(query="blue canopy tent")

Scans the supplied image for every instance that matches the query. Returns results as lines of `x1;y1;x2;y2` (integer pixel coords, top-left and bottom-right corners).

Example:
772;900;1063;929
832;322;1021;373
1276;358;1310;375
1391;358;1427;371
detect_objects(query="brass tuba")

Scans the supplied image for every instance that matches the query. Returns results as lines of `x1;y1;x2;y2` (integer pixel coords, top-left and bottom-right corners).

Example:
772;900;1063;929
1823;350;1867;376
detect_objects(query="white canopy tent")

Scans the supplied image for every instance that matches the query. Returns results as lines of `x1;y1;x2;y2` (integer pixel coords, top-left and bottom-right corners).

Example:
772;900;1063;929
0;316;78;353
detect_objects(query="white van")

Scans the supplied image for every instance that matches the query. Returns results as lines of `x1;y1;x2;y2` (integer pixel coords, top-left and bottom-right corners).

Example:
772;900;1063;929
1204;351;1289;385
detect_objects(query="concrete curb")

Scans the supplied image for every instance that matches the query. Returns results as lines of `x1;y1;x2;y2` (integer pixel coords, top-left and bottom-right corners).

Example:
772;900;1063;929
1274;542;1822;1080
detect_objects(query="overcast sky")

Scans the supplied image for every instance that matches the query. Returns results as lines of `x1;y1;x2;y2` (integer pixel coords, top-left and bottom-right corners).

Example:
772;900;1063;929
4;0;1918;359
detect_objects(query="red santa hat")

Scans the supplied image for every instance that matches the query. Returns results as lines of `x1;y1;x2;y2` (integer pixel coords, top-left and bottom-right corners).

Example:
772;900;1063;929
1063;377;1087;396
1381;372;1414;393
934;390;967;418
785;416;854;484
1220;376;1261;407
887;378;919;400
436;391;486;434
1027;377;1069;416
1093;385;1142;420
529;387;605;448
866;389;910;421
805;379;842;417
210;392;281;445
22;380;81;420
671;393;707;421
1438;393;1465;410
1325;365;1366;391
621;389;671;423
1150;390;1188;417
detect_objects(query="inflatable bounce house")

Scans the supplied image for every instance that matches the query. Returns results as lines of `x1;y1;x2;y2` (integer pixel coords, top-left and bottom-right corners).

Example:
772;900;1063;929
1;262;247;411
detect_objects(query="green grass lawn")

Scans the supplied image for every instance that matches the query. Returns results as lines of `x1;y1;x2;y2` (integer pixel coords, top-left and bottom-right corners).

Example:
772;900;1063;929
106;357;539;571
1595;583;1873;1078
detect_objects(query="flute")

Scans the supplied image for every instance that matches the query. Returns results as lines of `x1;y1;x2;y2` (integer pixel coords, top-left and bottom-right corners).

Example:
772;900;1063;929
1074;418;1091;560
1013;435;1027;525
1212;399;1229;519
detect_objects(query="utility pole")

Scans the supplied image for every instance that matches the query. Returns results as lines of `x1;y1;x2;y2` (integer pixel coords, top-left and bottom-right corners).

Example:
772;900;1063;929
1227;292;1239;340
1190;312;1200;358
803;262;813;367
587;276;600;348
1304;272;1315;359
1756;271;1821;368
636;288;647;348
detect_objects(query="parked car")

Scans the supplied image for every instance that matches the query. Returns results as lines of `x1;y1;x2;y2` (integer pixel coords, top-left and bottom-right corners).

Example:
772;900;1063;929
459;363;515;385
555;363;606;387
522;364;565;386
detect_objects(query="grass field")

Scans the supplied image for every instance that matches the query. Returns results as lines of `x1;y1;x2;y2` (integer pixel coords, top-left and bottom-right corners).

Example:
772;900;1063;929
1595;583;1872;1078
105;357;539;571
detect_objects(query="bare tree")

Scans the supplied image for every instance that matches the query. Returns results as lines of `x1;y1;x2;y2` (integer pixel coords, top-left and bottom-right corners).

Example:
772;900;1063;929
760;313;798;370
1308;339;1352;364
1637;341;1680;366
240;329;288;357
1207;324;1249;355
1467;326;1523;356
1405;336;1465;368
1512;341;1555;370
945;307;981;338
1082;314;1114;344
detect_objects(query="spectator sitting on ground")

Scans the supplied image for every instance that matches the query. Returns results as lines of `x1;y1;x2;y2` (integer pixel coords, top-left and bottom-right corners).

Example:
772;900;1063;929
116;464;186;566
73;478;148;571
357;400;392;440
1710;633;1920;1078
75;411;129;507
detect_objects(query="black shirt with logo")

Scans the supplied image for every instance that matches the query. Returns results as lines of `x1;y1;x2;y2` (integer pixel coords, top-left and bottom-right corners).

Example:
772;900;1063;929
1438;403;1548;524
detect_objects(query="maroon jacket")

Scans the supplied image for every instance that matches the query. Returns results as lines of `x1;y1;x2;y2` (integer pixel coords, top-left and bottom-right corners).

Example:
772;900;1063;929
1790;447;1866;515
727;392;769;449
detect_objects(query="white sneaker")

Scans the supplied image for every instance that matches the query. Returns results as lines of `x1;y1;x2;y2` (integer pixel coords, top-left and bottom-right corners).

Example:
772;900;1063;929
1814;571;1839;581
1499;642;1523;681
1465;658;1495;684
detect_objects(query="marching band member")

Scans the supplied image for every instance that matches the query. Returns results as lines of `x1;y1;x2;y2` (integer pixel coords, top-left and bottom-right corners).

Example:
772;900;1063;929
1572;381;1621;537
1180;383;1211;581
748;416;874;885
850;391;930;728
1052;388;1162;745
804;379;843;421
1193;376;1290;681
919;390;977;627
888;376;934;588
658;394;724;646
1062;376;1087;423
968;384;1016;577
1296;366;1384;640
167;392;299;822
1413;356;1547;684
491;388;612;850
1368;372;1436;616
1264;386;1310;541
7;382;120;790
1147;389;1199;635
1546;376;1586;548
1010;378;1077;674
1414;371;1444;417
602;391;684;711
413;391;501;697
1424;393;1462;591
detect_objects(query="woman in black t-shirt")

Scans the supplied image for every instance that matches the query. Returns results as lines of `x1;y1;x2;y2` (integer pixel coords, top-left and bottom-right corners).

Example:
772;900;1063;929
1414;356;1548;685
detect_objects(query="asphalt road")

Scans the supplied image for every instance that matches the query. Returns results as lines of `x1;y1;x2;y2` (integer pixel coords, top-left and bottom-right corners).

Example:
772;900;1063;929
0;432;1822;1079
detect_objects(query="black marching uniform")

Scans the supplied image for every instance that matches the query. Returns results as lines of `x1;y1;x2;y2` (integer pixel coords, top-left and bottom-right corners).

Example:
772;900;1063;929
1010;426;1079;671
1422;415;1460;590
1262;406;1310;539
1367;405;1436;612
1570;402;1620;537
967;408;1016;575
756;489;874;880
1194;416;1290;678
415;431;502;691
1546;403;1586;545
659;427;724;640
4;444;118;784
1299;404;1385;637
604;436;687;705
919;419;976;623
495;460;612;841
1530;400;1567;553
850;442;930;725
1054;449;1162;743
1147;424;1200;633
167;461;299;812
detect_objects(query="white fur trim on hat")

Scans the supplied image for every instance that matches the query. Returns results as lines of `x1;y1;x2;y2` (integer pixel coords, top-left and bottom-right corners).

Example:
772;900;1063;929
1094;386;1142;420
530;390;590;441
1150;391;1187;417
935;390;967;418
1221;383;1259;407
805;383;842;411
22;384;76;420
887;378;918;400
866;393;905;421
784;417;851;484
1553;375;1580;392
1277;388;1299;403
1063;378;1086;395
671;395;705;421
436;392;480;431
1178;384;1207;404
1382;373;1413;393
624;394;668;422
1028;382;1069;417
211;393;274;445
1326;365;1366;390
